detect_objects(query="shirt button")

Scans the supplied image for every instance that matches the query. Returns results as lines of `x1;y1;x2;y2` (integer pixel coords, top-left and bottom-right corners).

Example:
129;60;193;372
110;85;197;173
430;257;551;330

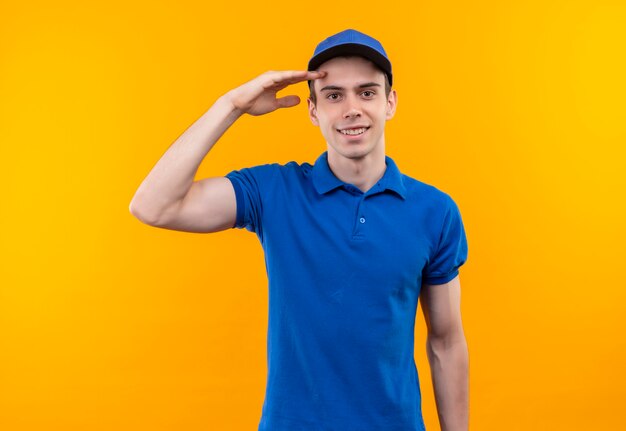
359;217;366;224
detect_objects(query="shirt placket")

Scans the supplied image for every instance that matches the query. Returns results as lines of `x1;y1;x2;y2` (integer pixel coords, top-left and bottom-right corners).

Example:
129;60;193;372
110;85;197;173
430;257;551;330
352;193;367;240
347;182;387;241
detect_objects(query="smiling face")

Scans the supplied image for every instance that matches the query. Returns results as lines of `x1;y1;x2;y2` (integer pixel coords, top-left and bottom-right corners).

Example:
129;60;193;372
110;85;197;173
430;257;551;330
307;56;397;162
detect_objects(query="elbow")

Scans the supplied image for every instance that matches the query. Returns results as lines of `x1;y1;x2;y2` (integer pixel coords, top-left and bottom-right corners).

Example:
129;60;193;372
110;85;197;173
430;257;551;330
129;205;152;225
426;332;468;367
427;328;466;352
129;198;160;226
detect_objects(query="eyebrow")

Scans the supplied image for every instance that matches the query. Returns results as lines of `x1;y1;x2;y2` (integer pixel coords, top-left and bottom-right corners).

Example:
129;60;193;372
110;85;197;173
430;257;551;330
319;82;381;92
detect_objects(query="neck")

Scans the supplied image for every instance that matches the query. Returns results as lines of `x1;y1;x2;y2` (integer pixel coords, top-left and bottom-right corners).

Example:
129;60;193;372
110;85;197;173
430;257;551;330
326;143;387;194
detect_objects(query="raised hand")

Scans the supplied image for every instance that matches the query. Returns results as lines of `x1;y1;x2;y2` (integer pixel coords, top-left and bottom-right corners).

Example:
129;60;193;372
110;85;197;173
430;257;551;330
226;70;326;116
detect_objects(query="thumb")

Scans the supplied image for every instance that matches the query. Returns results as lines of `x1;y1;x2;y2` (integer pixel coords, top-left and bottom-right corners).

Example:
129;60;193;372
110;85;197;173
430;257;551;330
276;95;300;109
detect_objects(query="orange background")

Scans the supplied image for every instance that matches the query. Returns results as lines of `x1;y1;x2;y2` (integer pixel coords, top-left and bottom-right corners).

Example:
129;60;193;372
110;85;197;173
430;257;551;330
1;1;625;430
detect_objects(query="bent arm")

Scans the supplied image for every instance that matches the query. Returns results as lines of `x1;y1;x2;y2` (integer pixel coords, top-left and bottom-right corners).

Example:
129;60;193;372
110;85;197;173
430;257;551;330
129;70;326;232
420;275;469;431
129;95;242;227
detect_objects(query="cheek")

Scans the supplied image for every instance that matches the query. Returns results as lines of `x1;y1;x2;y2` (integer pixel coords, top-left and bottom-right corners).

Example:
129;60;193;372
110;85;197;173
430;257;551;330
317;113;335;129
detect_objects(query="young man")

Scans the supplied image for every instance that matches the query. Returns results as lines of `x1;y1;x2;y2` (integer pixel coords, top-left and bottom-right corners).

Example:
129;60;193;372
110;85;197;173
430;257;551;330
130;29;469;431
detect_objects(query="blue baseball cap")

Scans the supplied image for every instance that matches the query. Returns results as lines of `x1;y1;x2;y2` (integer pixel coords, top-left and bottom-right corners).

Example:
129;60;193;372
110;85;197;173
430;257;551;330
307;29;392;86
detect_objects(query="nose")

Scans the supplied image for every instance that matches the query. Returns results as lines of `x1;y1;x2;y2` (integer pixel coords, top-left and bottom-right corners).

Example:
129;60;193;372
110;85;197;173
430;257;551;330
344;108;361;119
343;95;361;119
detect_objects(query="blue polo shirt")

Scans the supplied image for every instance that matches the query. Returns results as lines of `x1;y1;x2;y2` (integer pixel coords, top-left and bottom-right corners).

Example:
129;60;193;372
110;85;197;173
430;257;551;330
225;151;468;431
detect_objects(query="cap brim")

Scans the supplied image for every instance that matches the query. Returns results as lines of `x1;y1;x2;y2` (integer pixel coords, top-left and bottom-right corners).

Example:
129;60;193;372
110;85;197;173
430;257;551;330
307;43;392;86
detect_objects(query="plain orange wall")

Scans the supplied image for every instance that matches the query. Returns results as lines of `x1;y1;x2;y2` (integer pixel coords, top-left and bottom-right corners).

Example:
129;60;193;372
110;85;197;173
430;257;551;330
1;1;625;430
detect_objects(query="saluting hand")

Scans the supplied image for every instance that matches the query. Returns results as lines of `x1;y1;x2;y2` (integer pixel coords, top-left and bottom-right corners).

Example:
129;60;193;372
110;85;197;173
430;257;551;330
226;70;327;117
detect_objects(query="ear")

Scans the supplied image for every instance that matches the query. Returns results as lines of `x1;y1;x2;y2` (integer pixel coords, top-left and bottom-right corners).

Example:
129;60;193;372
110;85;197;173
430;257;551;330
307;97;319;126
385;89;397;120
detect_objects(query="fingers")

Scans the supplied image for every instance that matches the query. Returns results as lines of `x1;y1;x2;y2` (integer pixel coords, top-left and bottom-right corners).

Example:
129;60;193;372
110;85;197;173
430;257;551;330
276;95;301;109
262;70;327;90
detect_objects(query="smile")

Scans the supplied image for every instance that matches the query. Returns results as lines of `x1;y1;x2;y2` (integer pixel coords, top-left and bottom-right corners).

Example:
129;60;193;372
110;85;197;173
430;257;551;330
337;127;369;136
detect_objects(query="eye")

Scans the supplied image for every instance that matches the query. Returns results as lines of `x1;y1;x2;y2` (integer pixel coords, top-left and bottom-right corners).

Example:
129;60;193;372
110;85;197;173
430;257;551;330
362;90;375;97
326;92;342;101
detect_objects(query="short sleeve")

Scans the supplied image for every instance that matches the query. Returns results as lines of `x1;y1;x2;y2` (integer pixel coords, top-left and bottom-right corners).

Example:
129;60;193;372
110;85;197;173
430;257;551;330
422;196;468;285
225;164;276;238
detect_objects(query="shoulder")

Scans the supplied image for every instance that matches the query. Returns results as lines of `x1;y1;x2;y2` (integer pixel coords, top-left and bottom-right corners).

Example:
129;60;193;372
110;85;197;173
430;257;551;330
401;173;458;211
282;159;314;172
226;158;311;176
225;159;314;188
272;159;316;182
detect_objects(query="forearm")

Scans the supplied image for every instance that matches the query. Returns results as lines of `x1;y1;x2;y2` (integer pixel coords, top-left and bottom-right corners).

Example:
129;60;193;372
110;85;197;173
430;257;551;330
426;334;469;431
129;93;242;222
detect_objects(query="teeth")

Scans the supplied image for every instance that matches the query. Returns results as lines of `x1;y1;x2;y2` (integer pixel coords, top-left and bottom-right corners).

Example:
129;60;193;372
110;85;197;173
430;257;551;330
340;127;367;135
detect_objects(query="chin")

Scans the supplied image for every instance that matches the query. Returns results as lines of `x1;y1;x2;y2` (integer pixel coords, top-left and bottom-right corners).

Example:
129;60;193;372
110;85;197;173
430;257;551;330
347;148;370;158
333;146;372;161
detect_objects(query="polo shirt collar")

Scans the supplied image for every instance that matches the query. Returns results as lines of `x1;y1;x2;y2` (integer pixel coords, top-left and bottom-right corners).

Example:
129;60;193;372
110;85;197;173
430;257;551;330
312;151;407;200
